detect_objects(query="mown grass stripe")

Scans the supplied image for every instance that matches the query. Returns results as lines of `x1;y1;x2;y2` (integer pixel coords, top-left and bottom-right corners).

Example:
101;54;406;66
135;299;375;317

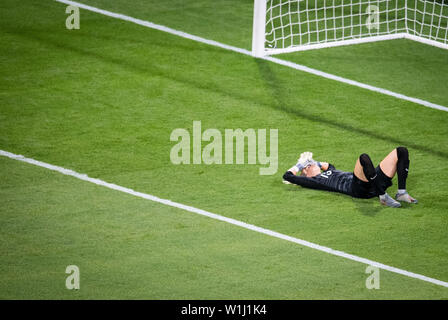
1;149;447;289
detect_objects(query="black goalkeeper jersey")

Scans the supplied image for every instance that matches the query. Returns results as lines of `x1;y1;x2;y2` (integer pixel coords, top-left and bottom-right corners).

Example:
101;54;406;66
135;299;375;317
283;164;354;196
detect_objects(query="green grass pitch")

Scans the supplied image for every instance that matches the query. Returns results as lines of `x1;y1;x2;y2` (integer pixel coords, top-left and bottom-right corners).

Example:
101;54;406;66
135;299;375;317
0;0;447;299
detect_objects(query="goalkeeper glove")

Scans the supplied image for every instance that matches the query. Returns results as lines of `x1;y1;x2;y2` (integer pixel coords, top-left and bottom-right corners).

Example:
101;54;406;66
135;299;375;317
292;151;322;172
296;151;313;170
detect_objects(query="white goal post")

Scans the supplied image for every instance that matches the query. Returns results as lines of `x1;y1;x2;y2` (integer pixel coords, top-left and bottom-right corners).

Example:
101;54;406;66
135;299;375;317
252;0;448;56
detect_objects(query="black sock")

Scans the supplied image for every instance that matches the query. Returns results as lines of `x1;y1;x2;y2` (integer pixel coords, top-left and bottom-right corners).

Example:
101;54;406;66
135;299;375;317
359;153;386;195
396;147;409;190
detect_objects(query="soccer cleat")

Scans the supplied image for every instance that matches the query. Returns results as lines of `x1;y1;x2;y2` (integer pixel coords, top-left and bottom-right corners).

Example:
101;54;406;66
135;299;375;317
282;180;293;185
395;192;418;204
380;193;401;208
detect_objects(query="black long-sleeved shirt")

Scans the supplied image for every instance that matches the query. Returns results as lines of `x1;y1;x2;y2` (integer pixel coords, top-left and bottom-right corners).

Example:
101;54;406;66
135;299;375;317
282;164;354;196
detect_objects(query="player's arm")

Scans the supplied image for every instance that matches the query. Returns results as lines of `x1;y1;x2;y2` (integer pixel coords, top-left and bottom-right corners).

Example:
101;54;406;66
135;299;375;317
288;151;316;175
284;151;332;175
283;170;315;187
319;162;329;171
282;170;333;191
317;162;335;171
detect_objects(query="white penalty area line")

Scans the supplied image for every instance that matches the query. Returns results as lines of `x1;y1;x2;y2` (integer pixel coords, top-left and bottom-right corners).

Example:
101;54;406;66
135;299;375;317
55;0;448;113
1;149;448;289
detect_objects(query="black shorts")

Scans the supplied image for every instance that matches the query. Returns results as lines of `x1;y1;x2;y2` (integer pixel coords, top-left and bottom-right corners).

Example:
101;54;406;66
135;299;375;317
351;166;393;199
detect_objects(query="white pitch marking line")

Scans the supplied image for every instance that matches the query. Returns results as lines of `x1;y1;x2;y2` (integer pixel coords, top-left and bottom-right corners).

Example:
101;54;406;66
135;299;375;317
1;149;448;289
55;0;448;113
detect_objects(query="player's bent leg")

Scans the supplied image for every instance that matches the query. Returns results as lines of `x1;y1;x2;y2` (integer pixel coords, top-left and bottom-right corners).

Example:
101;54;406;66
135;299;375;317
379;146;417;204
394;146;418;204
353;158;369;182
358;153;401;208
359;153;377;182
379;149;398;178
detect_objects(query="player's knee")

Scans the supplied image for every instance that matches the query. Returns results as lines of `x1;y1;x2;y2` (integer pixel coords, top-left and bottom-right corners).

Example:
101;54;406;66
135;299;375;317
396;146;408;161
359;153;375;178
359;153;371;166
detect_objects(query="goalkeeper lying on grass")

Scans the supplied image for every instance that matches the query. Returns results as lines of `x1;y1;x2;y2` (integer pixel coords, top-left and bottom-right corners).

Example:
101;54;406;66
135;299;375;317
282;147;418;208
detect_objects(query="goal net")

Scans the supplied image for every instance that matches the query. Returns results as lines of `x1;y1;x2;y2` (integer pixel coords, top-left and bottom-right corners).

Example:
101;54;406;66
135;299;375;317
252;0;448;56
